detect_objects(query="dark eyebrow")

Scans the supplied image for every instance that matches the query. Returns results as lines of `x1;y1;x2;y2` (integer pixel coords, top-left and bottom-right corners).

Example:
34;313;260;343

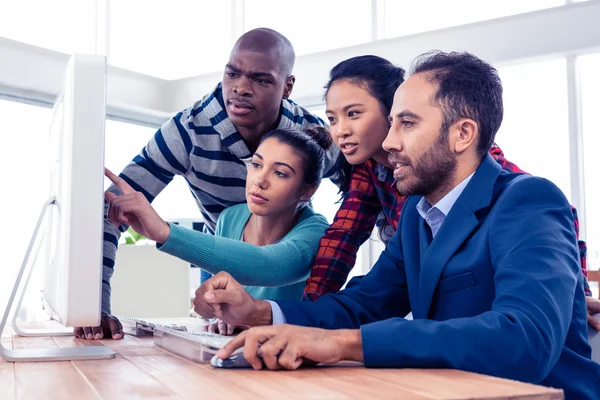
225;64;241;73
395;111;422;120
249;72;275;79
325;103;365;114
253;153;296;174
225;64;275;80
274;162;296;174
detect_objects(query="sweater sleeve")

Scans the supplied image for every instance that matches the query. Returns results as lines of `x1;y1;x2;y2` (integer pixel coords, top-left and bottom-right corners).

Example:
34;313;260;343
157;212;329;287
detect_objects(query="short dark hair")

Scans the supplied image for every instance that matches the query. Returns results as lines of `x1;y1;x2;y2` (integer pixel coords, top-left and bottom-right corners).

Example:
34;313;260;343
324;55;405;193
260;127;332;185
411;51;503;157
233;28;295;77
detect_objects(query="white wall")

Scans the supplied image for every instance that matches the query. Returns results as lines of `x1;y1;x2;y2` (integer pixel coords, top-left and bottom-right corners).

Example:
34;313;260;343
173;2;600;109
0;36;171;126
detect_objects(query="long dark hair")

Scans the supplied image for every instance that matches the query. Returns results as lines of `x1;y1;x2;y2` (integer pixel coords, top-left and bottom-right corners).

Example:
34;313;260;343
260;126;333;186
324;55;405;193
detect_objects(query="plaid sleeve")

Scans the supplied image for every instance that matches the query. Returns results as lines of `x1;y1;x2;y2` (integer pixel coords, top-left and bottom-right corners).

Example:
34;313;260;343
302;163;383;301
490;146;591;295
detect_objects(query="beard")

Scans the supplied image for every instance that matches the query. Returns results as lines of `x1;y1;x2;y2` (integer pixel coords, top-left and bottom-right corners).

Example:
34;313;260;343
394;131;457;198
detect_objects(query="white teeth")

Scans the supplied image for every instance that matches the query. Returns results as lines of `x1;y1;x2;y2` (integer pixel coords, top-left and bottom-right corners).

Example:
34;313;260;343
342;144;355;149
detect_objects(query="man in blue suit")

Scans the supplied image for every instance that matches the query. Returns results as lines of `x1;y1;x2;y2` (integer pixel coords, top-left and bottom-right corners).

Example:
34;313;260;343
193;51;600;398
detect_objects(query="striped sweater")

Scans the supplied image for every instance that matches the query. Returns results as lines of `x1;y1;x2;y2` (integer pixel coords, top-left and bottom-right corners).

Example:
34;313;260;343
102;83;340;313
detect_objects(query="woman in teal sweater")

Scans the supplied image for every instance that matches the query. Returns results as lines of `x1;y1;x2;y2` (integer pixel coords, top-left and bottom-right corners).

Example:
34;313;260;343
104;127;332;330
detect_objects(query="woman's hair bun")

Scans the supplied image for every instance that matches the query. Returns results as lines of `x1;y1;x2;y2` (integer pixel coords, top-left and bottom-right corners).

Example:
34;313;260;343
305;126;332;151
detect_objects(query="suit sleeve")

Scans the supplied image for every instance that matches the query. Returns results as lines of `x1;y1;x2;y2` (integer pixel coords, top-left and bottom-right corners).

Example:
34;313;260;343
490;146;590;296
359;177;580;383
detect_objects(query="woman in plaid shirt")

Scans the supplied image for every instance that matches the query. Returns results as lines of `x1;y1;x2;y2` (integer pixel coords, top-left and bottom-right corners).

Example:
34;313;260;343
304;55;600;329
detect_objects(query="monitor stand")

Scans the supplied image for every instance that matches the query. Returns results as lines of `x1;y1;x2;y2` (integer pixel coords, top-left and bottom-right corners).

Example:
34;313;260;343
0;197;115;362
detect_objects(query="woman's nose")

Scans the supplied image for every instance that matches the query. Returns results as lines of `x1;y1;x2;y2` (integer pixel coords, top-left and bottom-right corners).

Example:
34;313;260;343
253;173;267;188
335;121;352;138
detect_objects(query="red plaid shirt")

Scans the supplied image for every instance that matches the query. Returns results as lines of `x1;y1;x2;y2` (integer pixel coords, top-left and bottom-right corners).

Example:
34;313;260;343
303;146;591;300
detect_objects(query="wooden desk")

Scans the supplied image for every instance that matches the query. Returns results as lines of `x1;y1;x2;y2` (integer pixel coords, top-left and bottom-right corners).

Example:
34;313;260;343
0;331;563;399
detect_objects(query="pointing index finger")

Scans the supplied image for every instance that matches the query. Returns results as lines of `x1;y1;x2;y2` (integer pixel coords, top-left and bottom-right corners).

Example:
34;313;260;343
105;168;135;194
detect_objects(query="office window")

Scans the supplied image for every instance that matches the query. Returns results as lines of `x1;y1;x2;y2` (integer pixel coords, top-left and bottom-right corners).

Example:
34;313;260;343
494;58;571;201
578;53;600;269
312;178;341;225
109;1;232;79
104;120;201;222
384;0;563;38
308;108;339;224
0;0;96;54
244;0;372;57
0;100;52;309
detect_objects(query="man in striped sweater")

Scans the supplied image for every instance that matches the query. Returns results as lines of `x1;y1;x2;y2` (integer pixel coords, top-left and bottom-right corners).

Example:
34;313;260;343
74;28;340;340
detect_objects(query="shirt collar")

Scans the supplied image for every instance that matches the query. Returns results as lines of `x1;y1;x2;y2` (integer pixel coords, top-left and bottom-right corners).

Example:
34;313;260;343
416;172;475;220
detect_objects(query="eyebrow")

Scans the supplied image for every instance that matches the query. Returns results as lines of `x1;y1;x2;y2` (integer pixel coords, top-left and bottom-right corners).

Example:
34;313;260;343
253;153;297;174
325;103;365;114
393;111;422;120
226;64;276;80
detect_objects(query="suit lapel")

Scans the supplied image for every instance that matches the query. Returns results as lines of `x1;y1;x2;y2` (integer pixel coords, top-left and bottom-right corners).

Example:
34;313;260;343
413;154;503;317
418;198;480;316
400;200;424;316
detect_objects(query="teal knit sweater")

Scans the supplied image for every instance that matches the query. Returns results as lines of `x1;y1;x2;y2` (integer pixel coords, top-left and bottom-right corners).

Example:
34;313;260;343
158;203;329;300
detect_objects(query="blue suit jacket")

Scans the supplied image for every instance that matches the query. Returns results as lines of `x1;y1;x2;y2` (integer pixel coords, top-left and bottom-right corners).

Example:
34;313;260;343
278;154;600;399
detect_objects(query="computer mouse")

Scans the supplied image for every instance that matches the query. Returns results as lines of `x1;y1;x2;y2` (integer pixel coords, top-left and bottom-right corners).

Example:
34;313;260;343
210;351;263;369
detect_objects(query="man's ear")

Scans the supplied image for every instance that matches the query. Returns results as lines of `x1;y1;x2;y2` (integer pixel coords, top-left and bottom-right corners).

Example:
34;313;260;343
451;118;478;154
283;75;295;99
300;182;318;201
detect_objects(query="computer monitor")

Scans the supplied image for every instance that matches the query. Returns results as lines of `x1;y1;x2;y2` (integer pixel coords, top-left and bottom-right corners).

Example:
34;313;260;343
0;54;115;361
44;54;106;328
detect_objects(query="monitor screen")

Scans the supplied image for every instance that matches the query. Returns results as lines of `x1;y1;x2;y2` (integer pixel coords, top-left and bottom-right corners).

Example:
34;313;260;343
43;54;107;328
